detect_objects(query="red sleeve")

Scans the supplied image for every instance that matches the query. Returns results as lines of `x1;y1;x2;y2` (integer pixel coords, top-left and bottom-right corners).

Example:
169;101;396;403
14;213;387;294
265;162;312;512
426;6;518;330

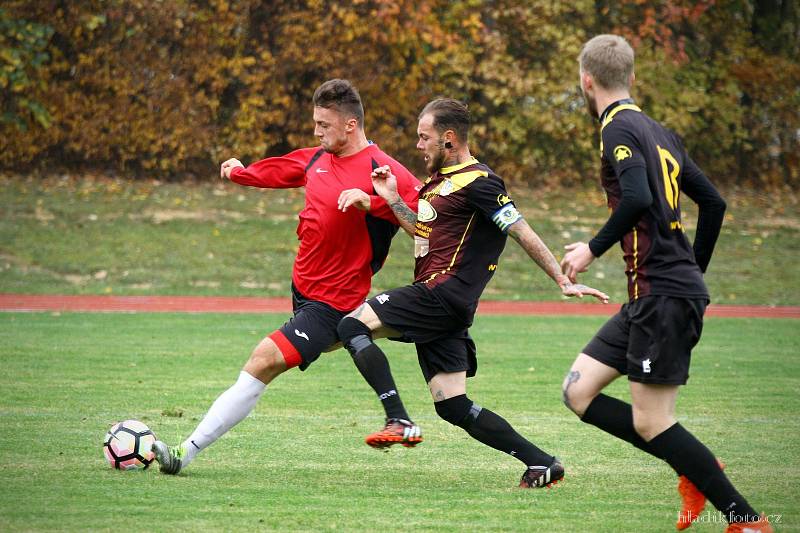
228;147;320;189
368;165;421;222
397;167;420;213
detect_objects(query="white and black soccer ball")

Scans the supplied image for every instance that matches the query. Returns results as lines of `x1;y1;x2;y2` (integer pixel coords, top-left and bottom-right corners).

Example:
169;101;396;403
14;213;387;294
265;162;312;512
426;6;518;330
103;420;156;470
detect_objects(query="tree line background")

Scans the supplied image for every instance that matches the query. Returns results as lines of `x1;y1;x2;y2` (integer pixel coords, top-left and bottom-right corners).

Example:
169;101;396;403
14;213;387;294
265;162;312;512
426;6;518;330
1;0;798;185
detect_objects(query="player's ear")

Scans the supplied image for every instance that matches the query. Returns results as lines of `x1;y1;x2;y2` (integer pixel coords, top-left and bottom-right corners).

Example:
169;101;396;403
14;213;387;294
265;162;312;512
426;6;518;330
581;71;593;92
345;117;358;133
444;130;456;149
629;71;636;88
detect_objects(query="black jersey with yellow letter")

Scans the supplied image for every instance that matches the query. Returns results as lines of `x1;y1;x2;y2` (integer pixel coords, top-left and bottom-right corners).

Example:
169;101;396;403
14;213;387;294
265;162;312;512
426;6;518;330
599;102;715;301
413;157;520;321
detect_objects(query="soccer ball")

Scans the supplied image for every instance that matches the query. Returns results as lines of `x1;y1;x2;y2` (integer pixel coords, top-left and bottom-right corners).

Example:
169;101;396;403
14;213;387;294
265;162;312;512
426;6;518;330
103;420;156;470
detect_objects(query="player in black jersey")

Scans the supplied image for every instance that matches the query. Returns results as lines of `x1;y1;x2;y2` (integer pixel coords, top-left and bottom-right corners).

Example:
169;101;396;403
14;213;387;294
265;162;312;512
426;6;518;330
560;34;771;533
336;98;608;489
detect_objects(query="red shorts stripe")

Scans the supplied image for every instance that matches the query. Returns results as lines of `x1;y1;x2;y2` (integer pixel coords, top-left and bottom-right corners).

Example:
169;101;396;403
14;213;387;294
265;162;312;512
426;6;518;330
269;330;302;369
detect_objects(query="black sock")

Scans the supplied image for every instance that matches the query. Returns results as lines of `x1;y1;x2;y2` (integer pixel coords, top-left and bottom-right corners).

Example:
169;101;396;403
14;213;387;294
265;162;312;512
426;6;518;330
581;394;663;460
648;423;760;523
464;408;554;467
350;343;409;421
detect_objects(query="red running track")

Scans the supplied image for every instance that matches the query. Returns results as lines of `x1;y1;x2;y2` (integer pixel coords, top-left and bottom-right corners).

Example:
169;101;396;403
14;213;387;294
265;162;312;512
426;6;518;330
1;294;798;318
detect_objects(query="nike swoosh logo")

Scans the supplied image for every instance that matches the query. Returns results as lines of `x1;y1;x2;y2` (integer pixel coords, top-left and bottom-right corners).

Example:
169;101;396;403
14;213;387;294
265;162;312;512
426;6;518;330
316;168;328;173
294;329;309;341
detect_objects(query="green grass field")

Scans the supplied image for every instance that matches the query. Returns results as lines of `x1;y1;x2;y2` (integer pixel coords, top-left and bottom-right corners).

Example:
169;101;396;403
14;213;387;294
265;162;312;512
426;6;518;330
1;175;798;305
1;312;797;531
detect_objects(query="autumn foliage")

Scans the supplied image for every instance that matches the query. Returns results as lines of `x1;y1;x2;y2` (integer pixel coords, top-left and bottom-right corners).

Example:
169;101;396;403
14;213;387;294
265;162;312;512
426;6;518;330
1;0;798;185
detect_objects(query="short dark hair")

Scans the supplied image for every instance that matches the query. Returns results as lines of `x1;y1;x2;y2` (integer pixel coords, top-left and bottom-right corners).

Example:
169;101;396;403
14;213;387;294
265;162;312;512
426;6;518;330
418;98;470;143
312;79;365;127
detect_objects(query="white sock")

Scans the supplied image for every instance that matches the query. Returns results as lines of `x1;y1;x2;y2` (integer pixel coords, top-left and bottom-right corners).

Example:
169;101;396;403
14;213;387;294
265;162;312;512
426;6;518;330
180;371;266;466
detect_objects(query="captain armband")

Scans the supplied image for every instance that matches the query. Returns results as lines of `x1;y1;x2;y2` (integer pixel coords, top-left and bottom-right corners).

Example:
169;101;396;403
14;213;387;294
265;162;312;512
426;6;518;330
491;203;522;233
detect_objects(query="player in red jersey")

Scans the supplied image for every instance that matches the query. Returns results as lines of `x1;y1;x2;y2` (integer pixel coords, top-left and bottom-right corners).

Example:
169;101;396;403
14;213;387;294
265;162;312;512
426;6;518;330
560;35;771;532
152;79;420;475
336;98;608;488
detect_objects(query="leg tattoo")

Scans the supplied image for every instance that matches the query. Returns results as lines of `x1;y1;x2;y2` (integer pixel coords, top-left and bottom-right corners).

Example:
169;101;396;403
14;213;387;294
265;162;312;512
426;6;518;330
562;370;581;413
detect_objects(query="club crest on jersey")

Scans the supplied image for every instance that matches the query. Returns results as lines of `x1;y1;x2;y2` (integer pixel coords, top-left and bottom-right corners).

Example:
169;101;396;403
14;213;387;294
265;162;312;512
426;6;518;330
614;145;632;162
491;203;521;232
439;179;454;196
417;199;437;223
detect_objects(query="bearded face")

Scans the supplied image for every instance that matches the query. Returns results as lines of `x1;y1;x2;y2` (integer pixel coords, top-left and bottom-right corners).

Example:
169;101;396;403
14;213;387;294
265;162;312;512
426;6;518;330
417;113;448;174
579;69;599;118
583;88;598;117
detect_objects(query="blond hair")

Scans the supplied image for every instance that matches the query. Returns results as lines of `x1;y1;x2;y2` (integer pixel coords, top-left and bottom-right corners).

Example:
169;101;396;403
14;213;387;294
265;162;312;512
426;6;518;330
579;34;634;90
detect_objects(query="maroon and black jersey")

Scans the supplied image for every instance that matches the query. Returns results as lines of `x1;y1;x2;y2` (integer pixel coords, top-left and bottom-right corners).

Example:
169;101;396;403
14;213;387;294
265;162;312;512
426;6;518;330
413;157;521;321
599;102;718;301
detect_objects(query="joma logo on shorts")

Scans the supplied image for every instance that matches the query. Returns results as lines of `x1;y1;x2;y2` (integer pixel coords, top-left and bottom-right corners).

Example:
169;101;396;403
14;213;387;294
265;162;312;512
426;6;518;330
642;358;652;373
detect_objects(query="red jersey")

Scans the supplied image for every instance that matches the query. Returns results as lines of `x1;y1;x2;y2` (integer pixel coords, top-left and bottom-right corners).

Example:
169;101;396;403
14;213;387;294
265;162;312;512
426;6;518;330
230;144;420;311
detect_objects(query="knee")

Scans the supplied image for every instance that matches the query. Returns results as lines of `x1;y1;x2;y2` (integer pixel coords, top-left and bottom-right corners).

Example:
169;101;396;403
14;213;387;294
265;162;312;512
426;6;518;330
337;316;372;354
561;371;590;417
434;395;480;428
632;416;654;442
632;411;674;442
244;336;287;382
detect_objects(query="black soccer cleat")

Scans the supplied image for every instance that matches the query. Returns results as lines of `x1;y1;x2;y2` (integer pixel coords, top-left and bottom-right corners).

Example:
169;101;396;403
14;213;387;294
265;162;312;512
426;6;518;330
519;457;564;488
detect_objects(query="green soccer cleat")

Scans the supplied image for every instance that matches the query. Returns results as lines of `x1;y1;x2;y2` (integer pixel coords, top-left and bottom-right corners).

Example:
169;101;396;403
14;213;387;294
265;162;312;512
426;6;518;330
151;441;186;475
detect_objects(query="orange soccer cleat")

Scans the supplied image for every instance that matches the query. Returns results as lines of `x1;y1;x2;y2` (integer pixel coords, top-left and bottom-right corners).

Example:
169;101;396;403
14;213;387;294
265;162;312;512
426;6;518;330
364;418;423;449
676;461;725;530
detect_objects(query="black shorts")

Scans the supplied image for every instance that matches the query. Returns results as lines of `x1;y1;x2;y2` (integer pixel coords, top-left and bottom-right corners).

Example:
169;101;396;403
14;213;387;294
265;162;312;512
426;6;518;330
276;284;350;371
367;284;477;383
583;295;707;385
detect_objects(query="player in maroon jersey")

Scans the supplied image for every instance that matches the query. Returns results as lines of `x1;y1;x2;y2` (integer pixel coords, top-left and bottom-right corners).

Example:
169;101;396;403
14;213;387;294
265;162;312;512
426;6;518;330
152;79;420;475
336;98;608;488
560;35;771;532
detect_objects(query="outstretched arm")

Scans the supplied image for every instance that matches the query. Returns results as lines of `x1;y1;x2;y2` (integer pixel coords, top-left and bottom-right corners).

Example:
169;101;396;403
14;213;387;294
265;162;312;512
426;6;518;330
222;148;318;189
508;218;609;303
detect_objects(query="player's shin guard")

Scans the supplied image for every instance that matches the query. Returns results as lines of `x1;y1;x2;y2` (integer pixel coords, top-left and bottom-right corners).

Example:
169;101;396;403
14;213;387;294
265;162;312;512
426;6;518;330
647;423;760;524
435;394;554;467
337;317;410;421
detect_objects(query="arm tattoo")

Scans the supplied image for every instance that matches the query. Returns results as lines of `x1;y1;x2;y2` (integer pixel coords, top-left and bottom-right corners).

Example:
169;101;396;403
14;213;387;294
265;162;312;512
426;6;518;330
390;199;417;225
508;219;562;282
434;389;446;401
389;198;417;235
562;370;581;413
